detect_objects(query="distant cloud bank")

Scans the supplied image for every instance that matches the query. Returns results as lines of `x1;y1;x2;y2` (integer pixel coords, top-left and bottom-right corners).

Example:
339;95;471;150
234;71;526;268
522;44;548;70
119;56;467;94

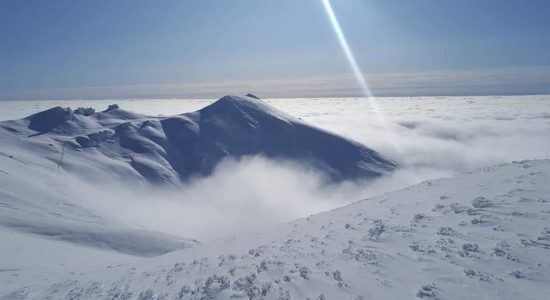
1;66;549;100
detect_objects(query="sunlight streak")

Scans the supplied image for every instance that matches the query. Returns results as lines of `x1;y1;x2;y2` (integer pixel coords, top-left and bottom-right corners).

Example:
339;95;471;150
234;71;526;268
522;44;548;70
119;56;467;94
322;0;372;97
321;0;397;150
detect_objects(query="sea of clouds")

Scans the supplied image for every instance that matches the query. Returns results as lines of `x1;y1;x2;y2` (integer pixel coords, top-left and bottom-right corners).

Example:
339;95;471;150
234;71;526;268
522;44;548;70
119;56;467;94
2;95;549;241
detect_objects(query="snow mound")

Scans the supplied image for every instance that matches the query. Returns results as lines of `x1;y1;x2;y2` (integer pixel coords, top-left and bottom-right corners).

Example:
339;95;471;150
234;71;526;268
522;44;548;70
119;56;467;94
2;95;396;184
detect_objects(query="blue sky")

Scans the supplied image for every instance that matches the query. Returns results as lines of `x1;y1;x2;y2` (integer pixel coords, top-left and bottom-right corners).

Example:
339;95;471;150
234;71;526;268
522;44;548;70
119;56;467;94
1;0;549;99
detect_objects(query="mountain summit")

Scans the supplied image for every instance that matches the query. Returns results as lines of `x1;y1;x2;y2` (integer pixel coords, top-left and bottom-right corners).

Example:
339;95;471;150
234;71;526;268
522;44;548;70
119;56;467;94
2;95;396;184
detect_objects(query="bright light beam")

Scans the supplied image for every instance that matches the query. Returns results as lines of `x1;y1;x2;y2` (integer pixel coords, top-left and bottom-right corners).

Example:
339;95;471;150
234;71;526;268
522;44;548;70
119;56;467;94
322;0;397;150
322;0;373;98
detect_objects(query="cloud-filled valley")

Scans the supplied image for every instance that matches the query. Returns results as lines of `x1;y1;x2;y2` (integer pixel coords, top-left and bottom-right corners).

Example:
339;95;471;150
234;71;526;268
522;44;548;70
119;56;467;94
1;95;548;242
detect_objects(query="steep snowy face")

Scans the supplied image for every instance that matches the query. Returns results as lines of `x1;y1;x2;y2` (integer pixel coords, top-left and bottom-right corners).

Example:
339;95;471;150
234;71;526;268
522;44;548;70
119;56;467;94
162;95;396;182
3;95;396;184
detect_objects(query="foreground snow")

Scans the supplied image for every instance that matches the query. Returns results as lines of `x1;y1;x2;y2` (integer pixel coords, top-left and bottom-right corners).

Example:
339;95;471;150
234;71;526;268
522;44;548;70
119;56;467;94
4;159;549;299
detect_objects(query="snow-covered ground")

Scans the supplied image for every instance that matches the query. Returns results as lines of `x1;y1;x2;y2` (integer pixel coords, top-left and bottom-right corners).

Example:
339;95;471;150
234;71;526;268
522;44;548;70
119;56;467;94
1;95;549;299
5;159;550;299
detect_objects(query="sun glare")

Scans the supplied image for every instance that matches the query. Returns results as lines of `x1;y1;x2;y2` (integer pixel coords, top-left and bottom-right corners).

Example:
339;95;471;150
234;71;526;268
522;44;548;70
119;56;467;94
321;0;396;149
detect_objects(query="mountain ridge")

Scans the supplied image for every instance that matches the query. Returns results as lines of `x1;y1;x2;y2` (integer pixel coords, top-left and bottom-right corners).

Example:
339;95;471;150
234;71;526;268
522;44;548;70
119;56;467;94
3;94;397;184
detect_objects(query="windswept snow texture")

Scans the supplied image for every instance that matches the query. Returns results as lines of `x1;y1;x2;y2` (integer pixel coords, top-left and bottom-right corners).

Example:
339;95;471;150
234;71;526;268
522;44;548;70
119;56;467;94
6;160;550;299
1;95;395;185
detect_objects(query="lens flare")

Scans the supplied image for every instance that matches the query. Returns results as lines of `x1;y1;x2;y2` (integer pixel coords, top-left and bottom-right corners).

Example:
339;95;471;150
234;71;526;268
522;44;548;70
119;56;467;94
321;0;397;150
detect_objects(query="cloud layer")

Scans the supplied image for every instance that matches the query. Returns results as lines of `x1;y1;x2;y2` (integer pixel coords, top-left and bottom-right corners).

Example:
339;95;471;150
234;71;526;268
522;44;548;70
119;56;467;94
4;95;550;241
2;67;550;100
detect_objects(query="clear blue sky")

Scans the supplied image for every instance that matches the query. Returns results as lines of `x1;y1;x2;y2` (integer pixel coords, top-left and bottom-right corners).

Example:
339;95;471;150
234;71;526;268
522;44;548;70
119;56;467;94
1;0;549;99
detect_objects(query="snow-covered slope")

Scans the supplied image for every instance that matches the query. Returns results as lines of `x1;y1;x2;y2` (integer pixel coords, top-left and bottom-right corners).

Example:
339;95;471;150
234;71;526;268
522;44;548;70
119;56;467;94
0;107;204;258
0;134;198;256
6;159;549;299
0;95;396;185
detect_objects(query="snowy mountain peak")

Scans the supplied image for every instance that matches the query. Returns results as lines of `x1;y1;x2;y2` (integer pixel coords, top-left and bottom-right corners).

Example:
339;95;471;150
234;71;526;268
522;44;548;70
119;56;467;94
3;95;397;184
200;95;292;121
